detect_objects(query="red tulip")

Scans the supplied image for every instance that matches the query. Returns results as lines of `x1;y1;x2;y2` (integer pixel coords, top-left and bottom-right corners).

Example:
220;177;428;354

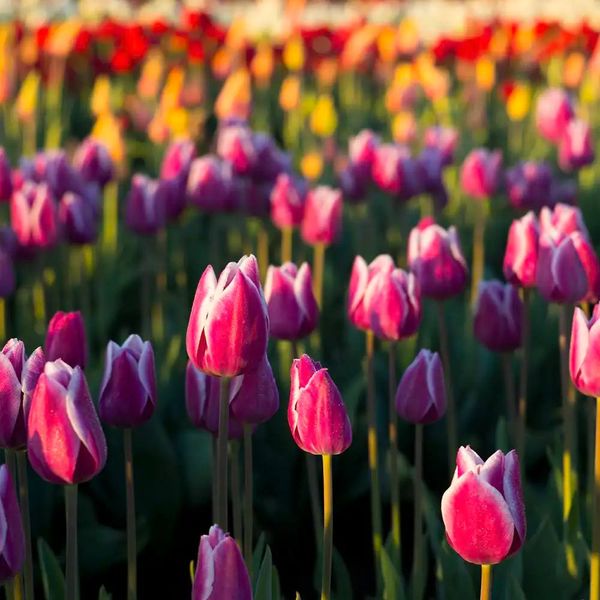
503;212;539;288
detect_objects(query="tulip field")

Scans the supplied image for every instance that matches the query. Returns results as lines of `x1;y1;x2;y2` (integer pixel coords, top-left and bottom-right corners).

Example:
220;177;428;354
3;5;600;600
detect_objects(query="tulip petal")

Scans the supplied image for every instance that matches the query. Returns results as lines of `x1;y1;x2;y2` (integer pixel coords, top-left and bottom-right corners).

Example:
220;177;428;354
503;450;526;552
186;266;217;369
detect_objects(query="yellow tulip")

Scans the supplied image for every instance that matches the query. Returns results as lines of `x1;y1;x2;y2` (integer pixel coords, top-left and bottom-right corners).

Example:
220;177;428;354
506;83;531;122
475;56;495;91
90;75;111;116
16;71;40;121
92;113;124;166
310;94;338;138
391;111;417;144
279;75;301;112
283;36;305;72
300;152;324;181
215;67;251;121
160;67;185;113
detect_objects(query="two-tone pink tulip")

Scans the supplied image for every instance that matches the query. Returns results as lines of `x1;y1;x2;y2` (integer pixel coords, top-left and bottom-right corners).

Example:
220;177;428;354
44;311;87;369
460;149;503;199
570;305;600;397
558;118;594;171
11;182;59;250
423;126;458;166
503;212;539;288
535;88;574;143
73;138;114;188
186;156;235;213
300;186;343;246
269;173;307;230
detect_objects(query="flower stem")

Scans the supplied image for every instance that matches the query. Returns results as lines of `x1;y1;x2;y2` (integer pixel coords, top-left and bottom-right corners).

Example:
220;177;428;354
517;288;530;462
242;425;253;569
435;301;457;476
216;377;230;531
501;352;517;444
388;342;401;565
480;564;492;600
470;201;486;307
412;424;423;600
123;428;137;600
306;453;323;549
65;484;78;600
312;243;326;309
321;454;333;600
12;575;23;600
590;396;600;600
102;181;119;257
366;330;382;591
230;441;243;545
211;437;217;524
16;451;33;600
281;227;293;264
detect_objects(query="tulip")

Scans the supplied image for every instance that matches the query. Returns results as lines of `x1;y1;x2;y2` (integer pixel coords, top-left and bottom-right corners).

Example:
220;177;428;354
0;148;13;202
559;118;595;171
125;174;167;236
423;126;458;166
186;254;269;378
0;251;15;299
339;162;369;204
11;182;59;250
300;186;343;247
37;150;80;200
59;192;99;245
407;218;468;300
349;129;380;168
73;137;114;187
0;465;25;584
264;262;318;340
216;123;257;176
192;525;252;600
460;148;502;200
186;156;235;213
270;173;307;229
288;354;351;600
160;139;196;182
503;212;539;288
441;447;526;569
44;310;87;369
505;161;552;210
535;87;574;143
371;144;407;196
473;281;522;353
251;132;291;183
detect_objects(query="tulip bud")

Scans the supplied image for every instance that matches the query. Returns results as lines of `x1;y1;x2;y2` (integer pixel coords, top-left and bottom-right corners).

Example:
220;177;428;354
186;156;235;213
473;281;522;352
185;362;245;439
44;311;87;369
535;87;574;143
395;349;446;424
570;305;600;397
418;147;446;199
0;148;13;202
0;465;25;583
423;126;458;166
288;354;352;455
160;139;196;182
441;446;526;565
192;525;252;600
269;173;307;229
347;255;395;331
372;144;420;198
58;192;99;245
300;186;343;246
73;138;114;187
251;132;291;183
503;212;539;288
99;335;157;428
187;255;269;377
558;118;595;171
11;182;59;250
407;218;468;300
216;123;257;176
27;360;107;484
264;262;318;340
505;161;552;210
349;129;380;167
460;148;503;199
125;174;167;235
369;268;422;341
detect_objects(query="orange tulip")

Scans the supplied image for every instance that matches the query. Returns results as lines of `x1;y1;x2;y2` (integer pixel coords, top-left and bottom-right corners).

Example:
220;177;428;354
215;68;251;121
563;52;586;89
279;75;301;111
251;43;275;86
475;56;496;92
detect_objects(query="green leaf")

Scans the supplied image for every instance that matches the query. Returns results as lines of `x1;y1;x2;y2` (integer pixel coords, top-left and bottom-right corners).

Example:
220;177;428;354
332;546;353;600
271;564;281;600
98;586;112;600
252;532;267;588
37;538;65;600
437;541;476;600
504;575;526;600
254;545;273;600
381;545;406;600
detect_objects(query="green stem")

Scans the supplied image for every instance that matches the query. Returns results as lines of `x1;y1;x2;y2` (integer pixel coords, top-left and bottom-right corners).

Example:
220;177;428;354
470;201;486;307
124;429;137;600
313;243;326;309
321;455;333;600
480;565;492;600
230;441;243;545
65;484;78;600
242;425;253;569
102;181;119;257
12;575;22;600
216;377;230;530
591;397;600;600
388;342;401;565
517;288;530;462
412;424;423;600
16;451;33;600
281;227;293;264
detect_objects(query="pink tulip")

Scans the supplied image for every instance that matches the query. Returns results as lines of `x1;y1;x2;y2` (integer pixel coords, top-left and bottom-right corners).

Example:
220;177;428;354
423;126;458;166
570;305;600;397
264;262;318;340
0;465;25;583
300;186;343;246
441;446;526;565
192;525;251;600
186;255;269;377
407;218;468;300
269;173;307;229
160;139;196;181
349;129;380;167
288;354;352;455
371;144;408;196
395;349;446;424
473;281;522;352
347;255;395;331
503;212;539;288
460;148;503;199
216;123;257;176
27;360;107;484
11;182;59;250
45;311;87;369
559;118;595;171
535;88;574;143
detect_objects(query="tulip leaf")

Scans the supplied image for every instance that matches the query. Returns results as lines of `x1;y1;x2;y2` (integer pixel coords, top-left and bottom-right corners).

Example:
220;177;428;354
381;545;406;600
98;586;112;600
37;538;65;600
252;532;267;587
272;564;281;600
504;575;526;600
437;541;476;600
255;545;273;600
333;546;353;600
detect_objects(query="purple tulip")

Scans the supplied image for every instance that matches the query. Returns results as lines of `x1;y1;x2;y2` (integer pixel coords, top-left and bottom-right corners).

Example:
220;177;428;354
251;132;291;183
0;251;15;298
186;156;235;213
125;174;167;235
58;192;98;245
0;148;13;202
44;311;87;369
423;126;458;166
73;138;114;187
0;465;25;583
505;161;552;210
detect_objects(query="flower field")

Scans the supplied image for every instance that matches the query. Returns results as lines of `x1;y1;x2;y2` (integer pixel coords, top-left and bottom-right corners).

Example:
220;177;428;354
0;7;599;600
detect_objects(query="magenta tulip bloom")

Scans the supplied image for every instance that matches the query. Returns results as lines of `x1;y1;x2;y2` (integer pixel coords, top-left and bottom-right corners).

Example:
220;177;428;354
288;354;352;456
185;362;244;439
371;144;407;195
300;186;343;246
505;161;552;210
473;281;522;352
460;148;503;199
264;262;318;340
441;447;526;565
423;126;458;166
559;118;595;171
45;311;87;369
27;360;107;485
59;192;99;245
395;349;446;424
503;212;539;288
192;525;251;600
570;305;600;397
160;139;196;181
368;268;422;341
540;203;588;241
216;123;257;176
125;174;167;235
98;335;157;428
11;182;58;250
347;255;395;331
73;138;113;187
535;88;574;143
186;156;234;213
0;148;13;202
269;173;307;229
0;465;25;583
407;218;468;300
349;129;380;167
187;255;269;377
